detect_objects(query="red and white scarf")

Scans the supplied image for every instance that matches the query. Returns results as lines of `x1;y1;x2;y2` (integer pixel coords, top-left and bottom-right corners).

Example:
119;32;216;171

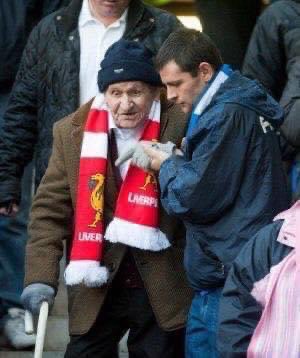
64;94;170;287
248;201;300;357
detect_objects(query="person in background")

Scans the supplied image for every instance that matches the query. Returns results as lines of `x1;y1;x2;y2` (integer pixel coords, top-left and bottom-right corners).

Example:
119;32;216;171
123;28;290;356
243;0;300;201
194;0;262;69
21;40;192;357
218;200;300;357
0;0;69;349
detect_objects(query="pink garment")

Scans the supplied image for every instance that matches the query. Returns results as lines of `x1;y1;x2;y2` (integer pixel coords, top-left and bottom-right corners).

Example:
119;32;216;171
247;201;300;358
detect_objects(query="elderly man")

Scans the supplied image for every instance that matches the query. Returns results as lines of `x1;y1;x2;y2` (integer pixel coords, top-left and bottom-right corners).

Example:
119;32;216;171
21;40;192;357
0;0;181;346
129;29;290;356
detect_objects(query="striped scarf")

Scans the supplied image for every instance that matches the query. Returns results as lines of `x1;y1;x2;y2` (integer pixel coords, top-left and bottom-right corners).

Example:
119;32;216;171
248;201;300;357
64;94;170;287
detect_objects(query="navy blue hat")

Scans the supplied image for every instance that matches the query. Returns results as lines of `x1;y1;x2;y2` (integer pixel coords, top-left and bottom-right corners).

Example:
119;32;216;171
98;39;162;92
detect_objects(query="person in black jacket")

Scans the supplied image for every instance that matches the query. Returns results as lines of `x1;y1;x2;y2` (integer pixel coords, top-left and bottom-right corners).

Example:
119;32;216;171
243;0;300;200
127;28;290;356
0;0;69;349
218;201;300;356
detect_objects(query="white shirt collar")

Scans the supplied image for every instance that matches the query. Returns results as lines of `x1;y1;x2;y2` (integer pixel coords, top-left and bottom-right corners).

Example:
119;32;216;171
79;0;128;28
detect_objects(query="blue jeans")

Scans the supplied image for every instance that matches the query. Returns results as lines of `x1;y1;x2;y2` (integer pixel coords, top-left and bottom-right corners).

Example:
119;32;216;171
185;288;222;358
0;91;33;316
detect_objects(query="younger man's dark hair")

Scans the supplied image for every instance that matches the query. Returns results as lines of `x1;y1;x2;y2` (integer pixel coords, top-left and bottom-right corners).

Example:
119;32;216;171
155;29;223;77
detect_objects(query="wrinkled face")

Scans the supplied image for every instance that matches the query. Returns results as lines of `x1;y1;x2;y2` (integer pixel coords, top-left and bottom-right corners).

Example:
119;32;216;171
105;81;159;129
159;60;207;113
90;0;130;19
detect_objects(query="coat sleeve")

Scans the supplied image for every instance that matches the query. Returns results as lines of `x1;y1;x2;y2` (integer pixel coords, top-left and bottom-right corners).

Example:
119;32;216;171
217;223;281;357
242;4;286;101
0;25;39;204
279;58;300;148
159;109;250;223
25;122;73;289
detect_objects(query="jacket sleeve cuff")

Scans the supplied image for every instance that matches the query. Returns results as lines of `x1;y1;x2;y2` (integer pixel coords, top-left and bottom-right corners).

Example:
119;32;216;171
0;180;21;204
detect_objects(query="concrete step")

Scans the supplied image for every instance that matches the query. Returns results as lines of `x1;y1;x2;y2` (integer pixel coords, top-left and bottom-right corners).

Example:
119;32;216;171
0;352;129;358
0;352;65;358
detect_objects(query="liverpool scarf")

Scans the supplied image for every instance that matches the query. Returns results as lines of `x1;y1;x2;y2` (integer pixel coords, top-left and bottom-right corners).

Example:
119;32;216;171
65;94;170;287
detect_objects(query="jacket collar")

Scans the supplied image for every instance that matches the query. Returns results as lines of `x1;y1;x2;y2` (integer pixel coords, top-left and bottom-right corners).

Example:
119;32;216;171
55;0;83;34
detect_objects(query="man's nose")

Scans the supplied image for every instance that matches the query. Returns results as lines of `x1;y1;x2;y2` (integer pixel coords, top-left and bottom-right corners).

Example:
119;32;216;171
166;87;177;101
120;95;133;109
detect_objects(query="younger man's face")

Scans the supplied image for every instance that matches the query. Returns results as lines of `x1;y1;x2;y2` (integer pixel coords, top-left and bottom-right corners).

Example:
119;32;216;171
159;60;209;114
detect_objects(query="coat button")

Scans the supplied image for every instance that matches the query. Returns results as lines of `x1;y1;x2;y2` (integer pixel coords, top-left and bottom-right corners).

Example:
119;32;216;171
149;18;155;23
69;35;74;41
56;15;62;21
134;38;139;42
125;278;131;285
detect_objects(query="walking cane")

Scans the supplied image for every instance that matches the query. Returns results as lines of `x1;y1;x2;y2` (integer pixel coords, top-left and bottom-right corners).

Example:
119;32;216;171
24;301;49;358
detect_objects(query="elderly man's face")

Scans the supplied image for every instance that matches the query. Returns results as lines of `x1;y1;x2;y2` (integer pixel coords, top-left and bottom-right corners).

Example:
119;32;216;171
90;0;130;19
105;81;159;129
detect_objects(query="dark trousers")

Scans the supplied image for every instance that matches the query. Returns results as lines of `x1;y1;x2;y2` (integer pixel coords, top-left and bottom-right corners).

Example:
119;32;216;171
0;91;32;316
65;286;184;358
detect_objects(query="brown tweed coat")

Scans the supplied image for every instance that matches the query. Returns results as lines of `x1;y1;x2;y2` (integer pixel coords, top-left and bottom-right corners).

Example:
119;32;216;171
25;97;193;335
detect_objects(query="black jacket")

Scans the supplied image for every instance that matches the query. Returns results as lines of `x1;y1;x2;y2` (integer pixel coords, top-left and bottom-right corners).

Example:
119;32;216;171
0;0;181;204
243;0;300;148
0;0;69;88
218;220;292;357
159;72;290;290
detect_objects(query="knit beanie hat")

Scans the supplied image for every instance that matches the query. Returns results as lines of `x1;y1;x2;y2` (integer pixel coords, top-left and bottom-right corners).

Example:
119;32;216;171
98;39;162;92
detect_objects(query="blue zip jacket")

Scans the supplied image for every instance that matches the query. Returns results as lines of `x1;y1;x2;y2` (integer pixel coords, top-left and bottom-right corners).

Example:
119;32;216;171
159;71;290;290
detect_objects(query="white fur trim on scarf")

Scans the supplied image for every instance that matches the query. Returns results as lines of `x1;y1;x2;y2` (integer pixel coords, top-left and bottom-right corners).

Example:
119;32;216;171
64;260;109;287
105;217;170;251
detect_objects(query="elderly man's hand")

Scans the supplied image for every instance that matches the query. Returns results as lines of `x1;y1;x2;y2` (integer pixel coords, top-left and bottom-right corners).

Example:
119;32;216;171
21;283;55;316
143;143;184;171
115;141;177;171
0;202;19;217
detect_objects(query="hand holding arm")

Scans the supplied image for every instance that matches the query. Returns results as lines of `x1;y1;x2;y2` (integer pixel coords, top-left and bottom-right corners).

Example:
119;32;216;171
115;140;179;170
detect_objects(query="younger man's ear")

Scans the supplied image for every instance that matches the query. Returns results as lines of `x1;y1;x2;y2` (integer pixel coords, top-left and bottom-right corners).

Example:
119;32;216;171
198;62;214;83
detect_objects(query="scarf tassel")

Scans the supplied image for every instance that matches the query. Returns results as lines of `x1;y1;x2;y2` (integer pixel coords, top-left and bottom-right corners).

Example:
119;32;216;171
64;260;109;287
105;217;170;251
